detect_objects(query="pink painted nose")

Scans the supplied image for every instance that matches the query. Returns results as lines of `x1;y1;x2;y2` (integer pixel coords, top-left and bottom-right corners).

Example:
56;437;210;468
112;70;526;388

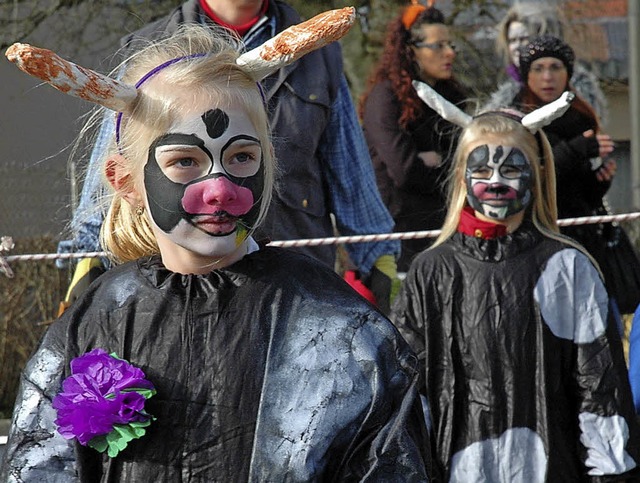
204;176;238;204
182;176;254;216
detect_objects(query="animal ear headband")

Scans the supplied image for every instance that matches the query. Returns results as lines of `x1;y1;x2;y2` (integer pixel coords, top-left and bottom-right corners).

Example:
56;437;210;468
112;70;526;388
5;7;355;113
411;80;575;132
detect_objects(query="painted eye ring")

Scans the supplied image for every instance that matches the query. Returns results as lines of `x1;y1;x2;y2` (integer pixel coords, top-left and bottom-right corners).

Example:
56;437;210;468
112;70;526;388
470;167;493;180
500;166;524;179
154;149;213;184
220;135;263;179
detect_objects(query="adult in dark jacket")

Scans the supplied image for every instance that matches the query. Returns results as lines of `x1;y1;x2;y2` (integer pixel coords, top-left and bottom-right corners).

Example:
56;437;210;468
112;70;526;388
511;35;640;314
360;4;467;272
2;22;429;481
59;0;400;314
391;90;640;480
514;36;615;224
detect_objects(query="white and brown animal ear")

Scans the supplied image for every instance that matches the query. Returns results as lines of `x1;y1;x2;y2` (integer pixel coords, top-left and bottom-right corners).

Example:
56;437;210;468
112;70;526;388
521;91;575;132
5;43;138;112
412;80;472;128
236;7;356;80
5;7;356;111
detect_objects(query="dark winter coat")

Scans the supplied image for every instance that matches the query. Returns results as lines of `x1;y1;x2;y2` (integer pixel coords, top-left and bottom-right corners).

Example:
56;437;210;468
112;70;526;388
392;222;640;481
2;248;429;481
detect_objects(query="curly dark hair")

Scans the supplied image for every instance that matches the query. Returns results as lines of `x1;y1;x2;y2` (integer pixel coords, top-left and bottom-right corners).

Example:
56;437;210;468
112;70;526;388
359;7;460;130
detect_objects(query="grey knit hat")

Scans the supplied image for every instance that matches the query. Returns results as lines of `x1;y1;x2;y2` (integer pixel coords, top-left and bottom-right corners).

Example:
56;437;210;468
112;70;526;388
518;34;575;80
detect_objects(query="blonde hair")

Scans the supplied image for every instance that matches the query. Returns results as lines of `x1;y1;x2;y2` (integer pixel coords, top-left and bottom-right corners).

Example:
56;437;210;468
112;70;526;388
433;113;562;247
95;25;275;264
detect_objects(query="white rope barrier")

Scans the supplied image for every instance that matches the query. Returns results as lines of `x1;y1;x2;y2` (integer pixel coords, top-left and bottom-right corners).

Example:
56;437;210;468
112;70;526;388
4;251;107;263
2;211;640;270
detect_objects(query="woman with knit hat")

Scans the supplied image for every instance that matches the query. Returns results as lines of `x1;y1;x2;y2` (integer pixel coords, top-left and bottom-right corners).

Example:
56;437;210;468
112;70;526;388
511;35;640;318
485;2;608;124
516;35;616;189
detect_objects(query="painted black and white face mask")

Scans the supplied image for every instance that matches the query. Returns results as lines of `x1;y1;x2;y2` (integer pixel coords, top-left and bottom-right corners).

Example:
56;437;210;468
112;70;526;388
465;144;533;220
143;105;265;259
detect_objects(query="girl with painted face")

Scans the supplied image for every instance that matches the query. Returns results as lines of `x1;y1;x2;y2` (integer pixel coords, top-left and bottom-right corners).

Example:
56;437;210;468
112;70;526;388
463;138;533;224
104;39;272;274
391;109;640;481
2;23;431;481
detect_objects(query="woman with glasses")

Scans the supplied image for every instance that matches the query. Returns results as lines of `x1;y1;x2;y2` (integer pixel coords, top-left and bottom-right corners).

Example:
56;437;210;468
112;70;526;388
359;2;468;273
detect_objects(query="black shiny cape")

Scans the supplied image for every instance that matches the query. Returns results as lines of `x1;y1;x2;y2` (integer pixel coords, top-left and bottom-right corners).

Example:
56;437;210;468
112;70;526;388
2;247;428;482
392;223;640;482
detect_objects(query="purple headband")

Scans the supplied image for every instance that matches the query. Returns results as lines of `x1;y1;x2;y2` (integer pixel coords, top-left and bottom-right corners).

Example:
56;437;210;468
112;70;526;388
114;52;267;148
115;53;207;147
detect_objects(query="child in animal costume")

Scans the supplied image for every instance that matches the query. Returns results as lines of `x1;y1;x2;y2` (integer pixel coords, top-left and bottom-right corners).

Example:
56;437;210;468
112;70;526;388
392;81;640;481
1;12;429;481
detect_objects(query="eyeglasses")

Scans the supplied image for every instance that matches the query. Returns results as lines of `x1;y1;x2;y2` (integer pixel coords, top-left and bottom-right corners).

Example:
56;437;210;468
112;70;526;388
412;40;457;52
529;63;567;75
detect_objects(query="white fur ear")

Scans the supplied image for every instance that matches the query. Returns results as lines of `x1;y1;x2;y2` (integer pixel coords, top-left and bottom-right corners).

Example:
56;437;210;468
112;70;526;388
105;154;141;207
412;80;472;128
521;91;575;132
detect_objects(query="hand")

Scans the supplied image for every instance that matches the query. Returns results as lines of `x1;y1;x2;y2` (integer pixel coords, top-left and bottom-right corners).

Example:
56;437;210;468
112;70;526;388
595;159;617;182
583;129;615;158
418;151;441;168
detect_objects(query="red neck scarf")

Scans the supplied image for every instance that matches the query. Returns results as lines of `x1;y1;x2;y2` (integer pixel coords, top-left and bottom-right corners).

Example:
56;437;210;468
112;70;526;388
457;206;508;239
199;0;269;37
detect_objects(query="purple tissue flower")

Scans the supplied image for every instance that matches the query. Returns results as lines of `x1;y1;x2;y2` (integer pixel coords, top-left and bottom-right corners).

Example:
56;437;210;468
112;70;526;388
69;348;154;394
53;349;155;446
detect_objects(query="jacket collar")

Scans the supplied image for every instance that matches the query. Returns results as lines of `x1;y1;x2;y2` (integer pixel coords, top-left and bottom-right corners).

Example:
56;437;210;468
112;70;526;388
452;219;542;262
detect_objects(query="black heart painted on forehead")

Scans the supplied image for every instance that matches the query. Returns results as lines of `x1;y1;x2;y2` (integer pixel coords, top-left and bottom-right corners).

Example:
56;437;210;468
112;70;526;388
202;109;230;139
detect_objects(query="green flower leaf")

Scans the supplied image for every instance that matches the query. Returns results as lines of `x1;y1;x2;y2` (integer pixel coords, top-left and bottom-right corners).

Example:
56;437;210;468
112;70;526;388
87;419;154;457
123;387;157;399
87;435;108;453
